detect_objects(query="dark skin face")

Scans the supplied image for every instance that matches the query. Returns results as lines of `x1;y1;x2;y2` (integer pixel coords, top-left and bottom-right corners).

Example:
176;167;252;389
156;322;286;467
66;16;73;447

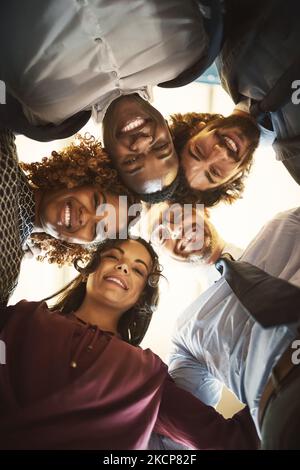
102;94;179;194
181;114;258;191
35;185;128;244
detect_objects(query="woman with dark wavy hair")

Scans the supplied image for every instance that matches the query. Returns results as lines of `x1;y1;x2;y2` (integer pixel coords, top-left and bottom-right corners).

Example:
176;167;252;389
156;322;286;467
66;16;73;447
47;236;161;346
0;237;258;450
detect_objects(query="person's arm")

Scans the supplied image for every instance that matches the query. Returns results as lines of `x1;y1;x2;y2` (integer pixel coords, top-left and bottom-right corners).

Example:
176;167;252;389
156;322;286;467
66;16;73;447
0;129;21;307
154;376;259;450
149;359;223;450
168;354;223;408
0;92;90;142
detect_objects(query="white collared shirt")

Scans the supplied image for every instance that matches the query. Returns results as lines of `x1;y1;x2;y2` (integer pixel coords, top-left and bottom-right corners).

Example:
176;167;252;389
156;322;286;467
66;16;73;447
0;0;207;125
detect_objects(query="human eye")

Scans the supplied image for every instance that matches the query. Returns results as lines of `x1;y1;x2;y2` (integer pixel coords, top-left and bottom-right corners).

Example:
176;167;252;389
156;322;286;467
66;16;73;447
211;166;221;178
102;251;119;260
133;267;144;277
153;142;169;151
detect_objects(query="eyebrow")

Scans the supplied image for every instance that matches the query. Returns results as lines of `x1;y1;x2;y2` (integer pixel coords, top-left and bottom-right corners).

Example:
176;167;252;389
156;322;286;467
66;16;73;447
205;171;217;185
157;151;173;160
135;259;149;271
124;152;174;173
109;247;150;271
188;148;200;161
124;166;144;175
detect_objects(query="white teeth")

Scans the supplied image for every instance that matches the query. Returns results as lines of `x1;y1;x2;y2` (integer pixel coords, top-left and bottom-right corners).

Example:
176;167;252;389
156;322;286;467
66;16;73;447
64;204;71;228
121;118;145;133
224;136;238;153
105;277;126;290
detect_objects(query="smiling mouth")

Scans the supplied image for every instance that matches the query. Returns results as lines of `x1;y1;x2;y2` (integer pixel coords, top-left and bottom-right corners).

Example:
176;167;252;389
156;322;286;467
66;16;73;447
224;135;238;153
104;276;128;290
61;202;72;229
58;200;80;233
120;117;147;134
176;225;212;254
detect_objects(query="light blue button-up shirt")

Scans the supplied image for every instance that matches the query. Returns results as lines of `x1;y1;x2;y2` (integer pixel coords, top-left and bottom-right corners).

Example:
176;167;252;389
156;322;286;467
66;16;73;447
167;208;300;439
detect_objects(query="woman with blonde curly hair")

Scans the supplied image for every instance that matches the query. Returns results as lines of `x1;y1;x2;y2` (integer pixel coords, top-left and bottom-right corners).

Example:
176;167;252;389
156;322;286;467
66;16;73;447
0;237;258;450
0;130;140;307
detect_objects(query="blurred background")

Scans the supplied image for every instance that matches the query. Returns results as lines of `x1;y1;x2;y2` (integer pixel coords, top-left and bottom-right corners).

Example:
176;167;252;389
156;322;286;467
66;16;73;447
10;67;300;417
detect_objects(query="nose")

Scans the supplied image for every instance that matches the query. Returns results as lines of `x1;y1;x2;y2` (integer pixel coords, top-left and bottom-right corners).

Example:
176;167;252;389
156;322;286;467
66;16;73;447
78;206;87;226
80;207;103;226
169;225;182;240
211;144;231;162
129;133;153;153
115;263;129;275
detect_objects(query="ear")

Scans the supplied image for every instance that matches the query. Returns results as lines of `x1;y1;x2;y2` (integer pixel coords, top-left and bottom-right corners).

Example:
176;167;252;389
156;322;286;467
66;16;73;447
196;121;207;132
81;273;89;282
165;119;174;138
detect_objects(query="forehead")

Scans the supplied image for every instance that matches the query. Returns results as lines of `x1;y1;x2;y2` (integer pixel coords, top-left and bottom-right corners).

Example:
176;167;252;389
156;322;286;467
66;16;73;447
106;240;152;265
122;156;178;194
159;206;197;224
64;184;97;195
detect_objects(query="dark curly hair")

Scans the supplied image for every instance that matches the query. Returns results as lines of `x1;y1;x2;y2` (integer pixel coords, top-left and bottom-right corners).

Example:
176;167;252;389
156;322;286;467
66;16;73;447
168;112;260;207
45;237;163;346
21;134;139;265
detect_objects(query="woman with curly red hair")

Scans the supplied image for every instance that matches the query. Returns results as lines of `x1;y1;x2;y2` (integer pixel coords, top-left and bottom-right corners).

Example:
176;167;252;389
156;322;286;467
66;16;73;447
0;130;140;307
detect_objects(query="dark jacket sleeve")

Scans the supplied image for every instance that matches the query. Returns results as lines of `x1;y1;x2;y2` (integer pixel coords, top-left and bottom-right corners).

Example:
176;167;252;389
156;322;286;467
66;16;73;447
154;376;259;450
0;92;91;142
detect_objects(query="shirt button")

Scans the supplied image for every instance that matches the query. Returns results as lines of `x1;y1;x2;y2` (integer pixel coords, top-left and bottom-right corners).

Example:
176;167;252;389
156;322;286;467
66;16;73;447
94;37;102;44
111;71;118;79
77;0;87;5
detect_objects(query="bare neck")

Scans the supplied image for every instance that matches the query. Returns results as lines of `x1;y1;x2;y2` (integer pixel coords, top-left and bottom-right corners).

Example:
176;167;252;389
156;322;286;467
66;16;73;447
74;296;123;334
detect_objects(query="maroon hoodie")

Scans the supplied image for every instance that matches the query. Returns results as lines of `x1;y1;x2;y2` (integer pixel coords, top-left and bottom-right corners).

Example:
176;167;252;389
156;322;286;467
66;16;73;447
0;300;259;450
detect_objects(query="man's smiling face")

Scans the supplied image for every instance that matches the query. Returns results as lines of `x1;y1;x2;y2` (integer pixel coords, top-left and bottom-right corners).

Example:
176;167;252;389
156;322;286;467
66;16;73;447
103;94;179;194
180;114;259;191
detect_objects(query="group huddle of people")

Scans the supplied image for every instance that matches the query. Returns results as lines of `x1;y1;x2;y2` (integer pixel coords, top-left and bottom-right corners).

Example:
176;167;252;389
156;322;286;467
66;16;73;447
0;0;300;450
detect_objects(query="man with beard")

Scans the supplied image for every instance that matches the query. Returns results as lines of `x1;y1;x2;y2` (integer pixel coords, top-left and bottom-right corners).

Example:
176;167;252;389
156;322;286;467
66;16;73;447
102;98;260;204
162;0;300;189
168;111;260;206
148;202;242;265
